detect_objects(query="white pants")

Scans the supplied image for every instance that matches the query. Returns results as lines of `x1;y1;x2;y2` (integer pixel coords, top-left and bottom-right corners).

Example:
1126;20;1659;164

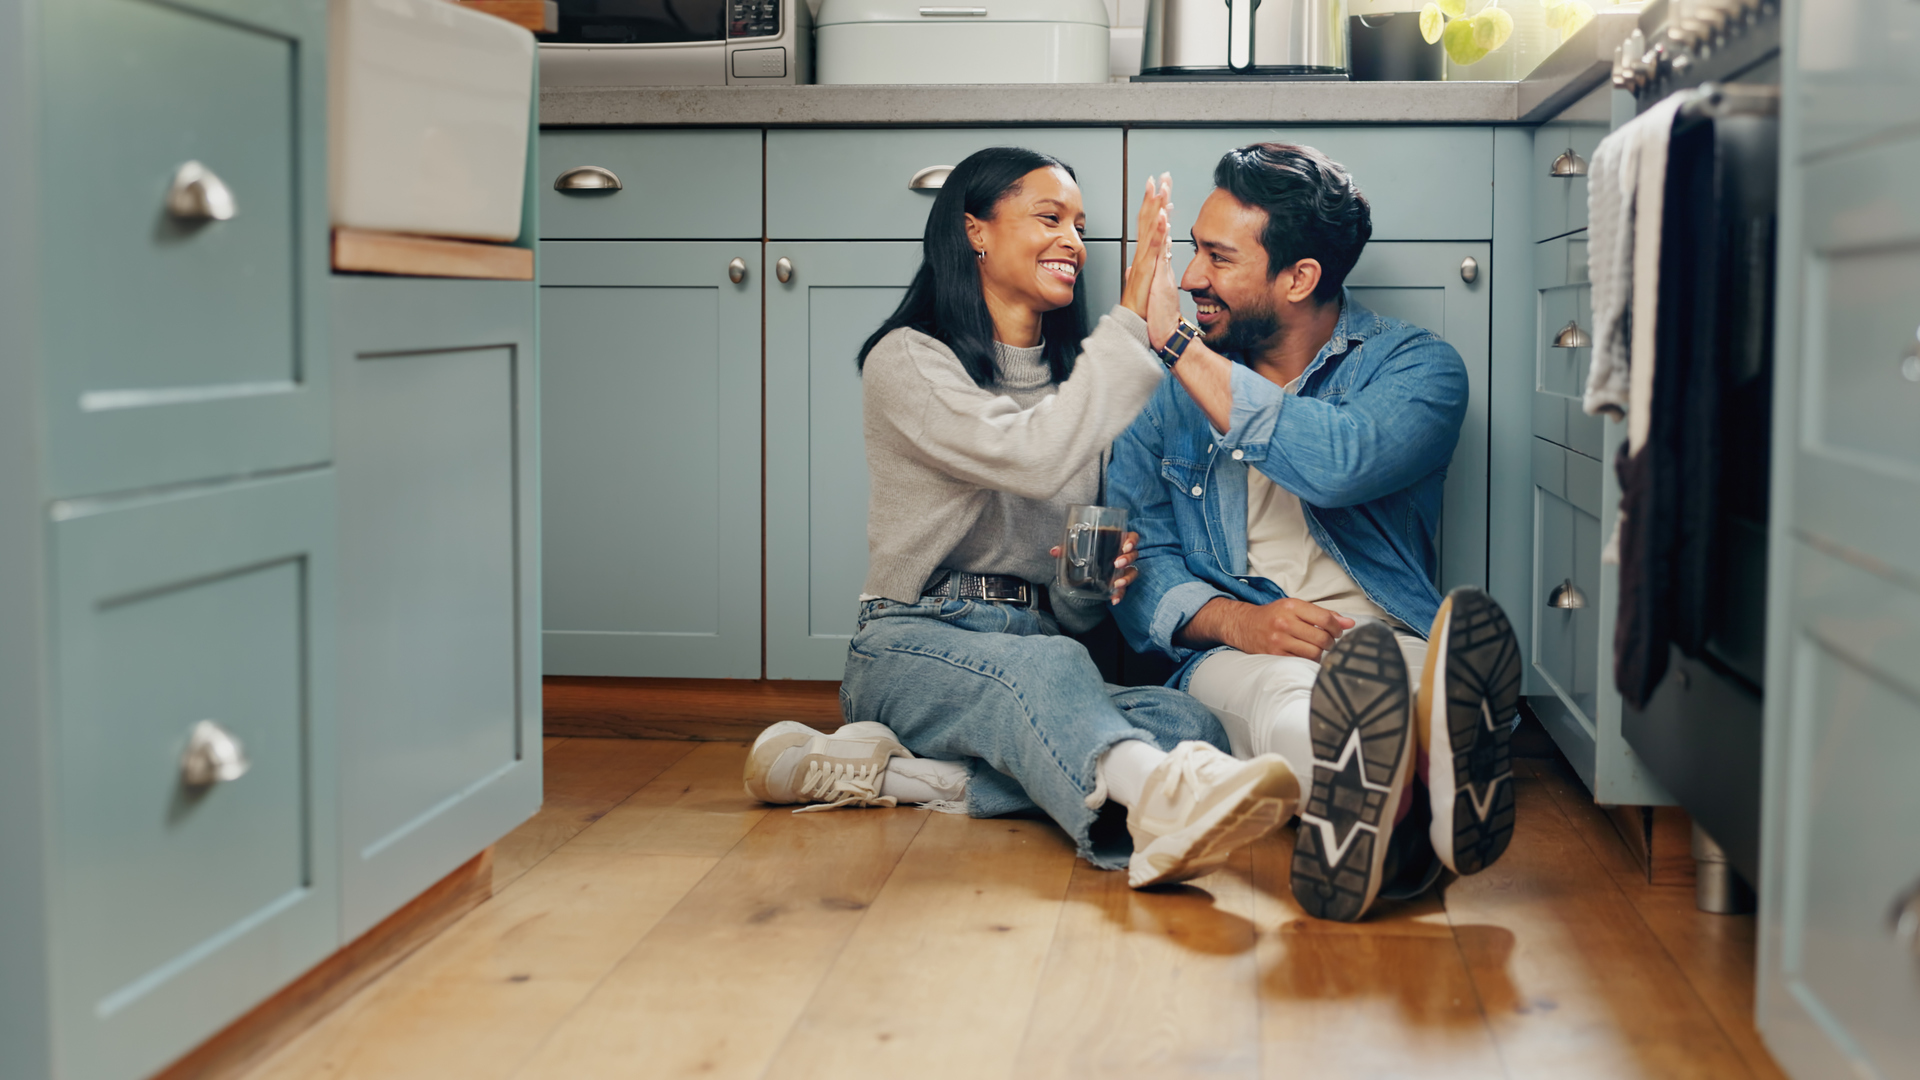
1185;626;1429;775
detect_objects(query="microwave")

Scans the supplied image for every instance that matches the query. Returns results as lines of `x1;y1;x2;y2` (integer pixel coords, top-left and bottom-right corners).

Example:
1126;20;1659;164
540;0;811;86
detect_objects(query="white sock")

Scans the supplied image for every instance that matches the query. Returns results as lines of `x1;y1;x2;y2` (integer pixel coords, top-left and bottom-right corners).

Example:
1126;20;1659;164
882;757;970;811
1095;738;1167;809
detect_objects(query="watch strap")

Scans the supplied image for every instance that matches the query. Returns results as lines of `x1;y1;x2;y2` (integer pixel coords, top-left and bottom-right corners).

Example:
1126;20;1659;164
1155;318;1202;368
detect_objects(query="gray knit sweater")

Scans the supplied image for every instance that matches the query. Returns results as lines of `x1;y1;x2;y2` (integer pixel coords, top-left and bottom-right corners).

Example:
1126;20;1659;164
859;305;1164;631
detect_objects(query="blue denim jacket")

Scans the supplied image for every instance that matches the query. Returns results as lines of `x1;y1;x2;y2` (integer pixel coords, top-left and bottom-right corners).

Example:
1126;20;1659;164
1108;292;1468;685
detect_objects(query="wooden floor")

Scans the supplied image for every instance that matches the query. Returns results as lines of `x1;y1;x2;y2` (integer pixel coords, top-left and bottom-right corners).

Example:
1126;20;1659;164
241;736;1790;1080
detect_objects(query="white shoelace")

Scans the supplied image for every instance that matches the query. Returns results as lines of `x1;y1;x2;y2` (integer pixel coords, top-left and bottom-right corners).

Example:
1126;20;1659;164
791;759;898;814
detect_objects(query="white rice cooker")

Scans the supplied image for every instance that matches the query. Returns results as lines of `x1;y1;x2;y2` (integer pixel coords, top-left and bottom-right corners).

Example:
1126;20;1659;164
814;0;1111;84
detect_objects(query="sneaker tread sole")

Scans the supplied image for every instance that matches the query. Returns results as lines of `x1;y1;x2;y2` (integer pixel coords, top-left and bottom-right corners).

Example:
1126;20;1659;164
1438;589;1521;875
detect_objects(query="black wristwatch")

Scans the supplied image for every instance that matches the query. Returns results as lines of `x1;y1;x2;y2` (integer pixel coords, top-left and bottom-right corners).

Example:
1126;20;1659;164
1155;318;1202;369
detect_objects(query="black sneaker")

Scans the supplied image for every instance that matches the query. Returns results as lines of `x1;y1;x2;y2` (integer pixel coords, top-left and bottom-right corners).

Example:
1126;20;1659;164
1419;587;1522;876
1290;622;1415;923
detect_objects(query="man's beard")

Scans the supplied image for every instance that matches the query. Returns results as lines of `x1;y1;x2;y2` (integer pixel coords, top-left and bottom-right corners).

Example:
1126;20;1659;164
1195;293;1280;357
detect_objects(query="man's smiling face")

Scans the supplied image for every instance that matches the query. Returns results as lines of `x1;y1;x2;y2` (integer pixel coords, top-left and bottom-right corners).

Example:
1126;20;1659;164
1179;188;1282;356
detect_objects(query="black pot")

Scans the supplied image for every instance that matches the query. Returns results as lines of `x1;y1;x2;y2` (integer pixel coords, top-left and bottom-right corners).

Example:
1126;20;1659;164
1349;12;1443;81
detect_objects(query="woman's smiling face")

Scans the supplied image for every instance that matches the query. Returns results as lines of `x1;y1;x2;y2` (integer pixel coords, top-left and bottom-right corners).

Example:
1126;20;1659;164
966;166;1087;317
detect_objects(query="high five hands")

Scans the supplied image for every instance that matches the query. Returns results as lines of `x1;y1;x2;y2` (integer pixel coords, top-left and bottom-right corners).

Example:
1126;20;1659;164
1121;174;1182;350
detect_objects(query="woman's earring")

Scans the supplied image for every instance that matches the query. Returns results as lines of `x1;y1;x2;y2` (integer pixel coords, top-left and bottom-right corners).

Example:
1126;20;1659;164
976;249;985;260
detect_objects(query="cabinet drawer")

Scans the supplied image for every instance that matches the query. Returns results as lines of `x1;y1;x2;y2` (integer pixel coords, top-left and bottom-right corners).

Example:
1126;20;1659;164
540;130;762;239
1129;127;1494;242
1796;0;1920;159
1531;84;1609;242
50;471;336;1080
43;0;328;498
767;128;1124;240
1533;439;1602;727
1798;136;1920;582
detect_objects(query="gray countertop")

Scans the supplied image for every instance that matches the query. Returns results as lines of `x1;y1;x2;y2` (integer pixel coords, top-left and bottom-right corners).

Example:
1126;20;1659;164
540;10;1635;128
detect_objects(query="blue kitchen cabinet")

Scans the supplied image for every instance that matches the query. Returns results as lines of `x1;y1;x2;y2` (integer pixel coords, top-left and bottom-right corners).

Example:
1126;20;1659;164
540;241;764;678
49;472;340;1080
1518;96;1671;807
540;129;763;240
40;0;331;499
1127;126;1496;244
1757;90;1920;1073
3;0;339;1074
764;240;1124;680
330;277;543;939
767;129;1125;241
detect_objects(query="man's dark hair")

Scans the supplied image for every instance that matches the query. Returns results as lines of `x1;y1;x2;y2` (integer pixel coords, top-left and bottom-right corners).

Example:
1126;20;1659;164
1212;143;1372;303
857;146;1089;388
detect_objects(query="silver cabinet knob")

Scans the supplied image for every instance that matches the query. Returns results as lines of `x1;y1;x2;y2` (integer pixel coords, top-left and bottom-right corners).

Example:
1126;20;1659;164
1547;579;1588;609
728;257;747;284
1460;256;1479;284
1891;880;1920;960
1902;339;1920;383
554;166;622;192
1553;320;1593;349
165;161;236;223
1550;149;1590;178
180;719;250;788
775;257;793;284
908;166;953;191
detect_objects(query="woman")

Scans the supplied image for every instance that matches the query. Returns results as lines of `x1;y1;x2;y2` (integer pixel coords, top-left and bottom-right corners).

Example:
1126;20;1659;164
743;147;1297;888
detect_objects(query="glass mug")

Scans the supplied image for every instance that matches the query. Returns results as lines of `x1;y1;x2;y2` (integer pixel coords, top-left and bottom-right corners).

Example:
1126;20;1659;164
1053;505;1129;602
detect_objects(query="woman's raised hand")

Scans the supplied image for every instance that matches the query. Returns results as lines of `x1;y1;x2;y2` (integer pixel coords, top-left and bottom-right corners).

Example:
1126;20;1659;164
1121;174;1172;320
1144;201;1183;351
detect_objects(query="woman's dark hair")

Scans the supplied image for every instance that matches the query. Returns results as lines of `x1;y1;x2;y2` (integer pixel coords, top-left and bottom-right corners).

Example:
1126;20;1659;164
1213;143;1372;303
857;147;1090;387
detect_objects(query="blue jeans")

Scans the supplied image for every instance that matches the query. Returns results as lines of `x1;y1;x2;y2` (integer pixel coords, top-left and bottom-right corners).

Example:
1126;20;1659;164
841;597;1230;870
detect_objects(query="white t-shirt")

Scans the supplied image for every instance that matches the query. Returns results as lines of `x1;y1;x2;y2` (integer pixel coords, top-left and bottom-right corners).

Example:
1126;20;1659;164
1243;374;1405;629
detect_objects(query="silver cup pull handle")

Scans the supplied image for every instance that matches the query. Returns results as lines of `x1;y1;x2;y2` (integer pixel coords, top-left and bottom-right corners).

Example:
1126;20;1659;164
180;720;250;788
166;161;236;223
1547;579;1588;609
909;166;954;191
554;165;623;192
1227;0;1255;71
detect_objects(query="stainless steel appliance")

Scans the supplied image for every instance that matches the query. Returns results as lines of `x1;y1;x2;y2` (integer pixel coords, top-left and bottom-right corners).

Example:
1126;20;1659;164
539;0;811;87
1139;0;1349;80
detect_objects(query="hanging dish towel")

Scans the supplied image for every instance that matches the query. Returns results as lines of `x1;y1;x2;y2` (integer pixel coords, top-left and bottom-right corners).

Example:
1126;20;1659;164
1584;93;1685;435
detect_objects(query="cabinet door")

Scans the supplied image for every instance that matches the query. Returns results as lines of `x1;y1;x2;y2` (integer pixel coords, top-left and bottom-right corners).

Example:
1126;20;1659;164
540;242;762;678
764;241;1125;680
1794;0;1920;158
1169;240;1492;593
50;470;337;1080
41;0;330;499
1761;133;1920;1080
332;278;542;938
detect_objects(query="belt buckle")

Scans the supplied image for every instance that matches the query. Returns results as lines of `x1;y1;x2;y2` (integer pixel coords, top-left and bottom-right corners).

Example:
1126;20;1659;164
982;577;1029;605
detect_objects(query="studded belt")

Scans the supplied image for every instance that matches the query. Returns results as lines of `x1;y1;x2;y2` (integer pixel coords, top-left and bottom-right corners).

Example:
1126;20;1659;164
921;569;1051;612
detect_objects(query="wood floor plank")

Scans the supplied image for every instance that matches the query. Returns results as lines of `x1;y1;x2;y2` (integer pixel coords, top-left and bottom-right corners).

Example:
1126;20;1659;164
1015;847;1261;1080
511;805;928;1080
1246;831;1505;1077
491;738;697;890
244;848;716;1080
1626;888;1789;1080
766;814;1079;1080
1445;771;1755;1079
561;740;769;858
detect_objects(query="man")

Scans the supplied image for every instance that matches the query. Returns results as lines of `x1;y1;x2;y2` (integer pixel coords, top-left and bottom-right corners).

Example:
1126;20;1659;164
1110;143;1523;923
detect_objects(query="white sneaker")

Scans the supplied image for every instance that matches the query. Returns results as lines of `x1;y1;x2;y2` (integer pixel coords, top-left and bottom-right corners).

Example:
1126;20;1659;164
1420;587;1521;874
1126;742;1298;889
743;720;914;813
1290;622;1414;923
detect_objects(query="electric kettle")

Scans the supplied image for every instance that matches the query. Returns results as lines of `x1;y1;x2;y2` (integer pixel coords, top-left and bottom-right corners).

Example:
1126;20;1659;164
1139;0;1350;79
